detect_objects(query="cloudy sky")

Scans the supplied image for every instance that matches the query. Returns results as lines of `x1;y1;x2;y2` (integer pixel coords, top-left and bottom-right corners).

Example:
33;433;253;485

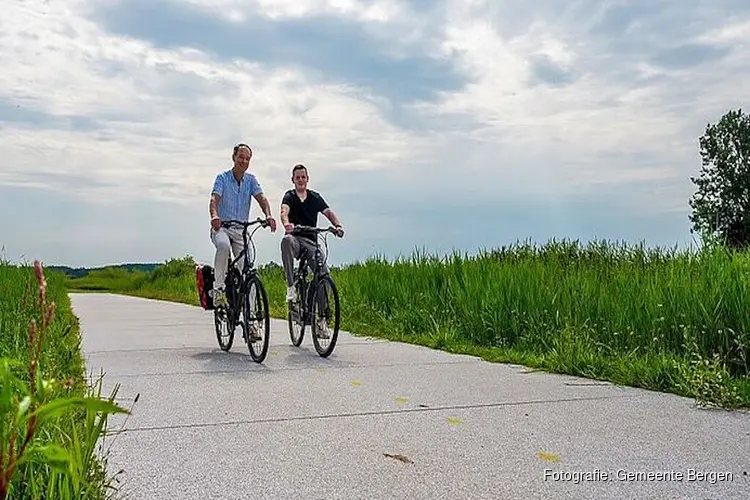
2;0;748;268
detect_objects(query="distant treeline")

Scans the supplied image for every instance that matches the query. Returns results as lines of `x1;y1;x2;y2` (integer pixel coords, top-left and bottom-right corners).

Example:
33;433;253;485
49;260;285;278
48;263;161;278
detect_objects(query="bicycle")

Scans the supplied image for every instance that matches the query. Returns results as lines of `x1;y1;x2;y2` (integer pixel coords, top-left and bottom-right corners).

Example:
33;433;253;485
287;225;341;358
212;217;272;363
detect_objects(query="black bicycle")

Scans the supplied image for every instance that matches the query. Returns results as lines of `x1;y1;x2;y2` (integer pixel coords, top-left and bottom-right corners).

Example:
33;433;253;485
287;225;341;357
213;217;272;363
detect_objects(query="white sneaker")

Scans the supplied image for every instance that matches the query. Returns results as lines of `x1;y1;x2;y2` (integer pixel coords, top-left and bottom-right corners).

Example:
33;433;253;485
286;286;295;302
247;323;262;341
316;317;330;339
211;288;227;307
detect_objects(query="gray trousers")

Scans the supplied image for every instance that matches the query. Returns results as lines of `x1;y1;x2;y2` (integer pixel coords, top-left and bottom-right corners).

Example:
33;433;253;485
281;234;329;311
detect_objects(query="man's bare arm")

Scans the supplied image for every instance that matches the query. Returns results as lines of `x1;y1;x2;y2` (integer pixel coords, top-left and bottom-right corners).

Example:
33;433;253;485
280;203;291;226
209;193;221;220
253;192;274;218
322;207;342;227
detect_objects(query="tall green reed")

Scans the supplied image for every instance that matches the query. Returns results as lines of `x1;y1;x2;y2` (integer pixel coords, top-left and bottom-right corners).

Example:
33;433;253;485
0;260;129;499
63;238;750;407
331;240;749;379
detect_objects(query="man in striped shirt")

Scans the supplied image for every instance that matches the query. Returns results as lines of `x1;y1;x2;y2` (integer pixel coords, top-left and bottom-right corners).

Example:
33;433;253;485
209;144;277;313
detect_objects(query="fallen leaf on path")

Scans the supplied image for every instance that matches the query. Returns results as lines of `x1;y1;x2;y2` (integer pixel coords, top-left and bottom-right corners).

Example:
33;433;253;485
349;380;362;387
384;453;414;464
395;396;409;405
536;451;562;462
447;416;463;426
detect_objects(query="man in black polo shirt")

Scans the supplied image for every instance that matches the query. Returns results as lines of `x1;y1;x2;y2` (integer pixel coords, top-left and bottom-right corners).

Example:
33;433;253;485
280;164;344;336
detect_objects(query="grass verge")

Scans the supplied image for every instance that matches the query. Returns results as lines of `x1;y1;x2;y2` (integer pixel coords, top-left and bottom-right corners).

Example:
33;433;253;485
0;259;129;499
67;240;750;410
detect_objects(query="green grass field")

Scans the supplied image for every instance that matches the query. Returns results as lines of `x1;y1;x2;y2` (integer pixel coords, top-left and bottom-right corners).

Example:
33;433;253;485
68;239;750;410
0;260;127;499
2;238;745;495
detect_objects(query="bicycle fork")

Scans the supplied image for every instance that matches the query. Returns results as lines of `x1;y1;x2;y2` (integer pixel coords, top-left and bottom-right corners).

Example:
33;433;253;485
291;279;315;326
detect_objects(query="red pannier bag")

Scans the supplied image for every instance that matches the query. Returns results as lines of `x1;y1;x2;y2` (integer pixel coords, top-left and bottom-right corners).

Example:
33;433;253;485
195;264;215;310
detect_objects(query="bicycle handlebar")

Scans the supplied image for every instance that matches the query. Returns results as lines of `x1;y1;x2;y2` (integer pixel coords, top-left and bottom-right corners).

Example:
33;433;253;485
292;225;339;234
220;217;272;229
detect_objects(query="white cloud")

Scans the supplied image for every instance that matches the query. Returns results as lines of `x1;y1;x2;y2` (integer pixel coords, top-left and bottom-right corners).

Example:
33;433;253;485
411;1;750;206
177;0;407;23
2;0;747;266
253;0;405;21
0;0;421;209
699;18;750;44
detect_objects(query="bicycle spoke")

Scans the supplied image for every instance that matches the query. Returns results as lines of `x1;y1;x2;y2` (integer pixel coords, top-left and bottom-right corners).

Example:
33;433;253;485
212;217;272;361
244;275;270;363
311;275;340;358
214;306;234;351
288;277;306;346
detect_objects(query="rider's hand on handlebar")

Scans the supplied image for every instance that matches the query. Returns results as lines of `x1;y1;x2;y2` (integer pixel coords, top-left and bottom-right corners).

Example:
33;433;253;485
284;223;294;234
211;217;221;231
334;226;344;238
266;215;278;232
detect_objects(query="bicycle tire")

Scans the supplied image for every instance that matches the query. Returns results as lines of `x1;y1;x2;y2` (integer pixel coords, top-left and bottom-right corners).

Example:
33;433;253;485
244;274;270;363
311;275;340;358
288;278;306;347
214;306;234;351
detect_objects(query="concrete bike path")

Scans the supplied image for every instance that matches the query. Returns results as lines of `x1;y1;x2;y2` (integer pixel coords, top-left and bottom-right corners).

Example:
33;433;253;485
70;293;749;500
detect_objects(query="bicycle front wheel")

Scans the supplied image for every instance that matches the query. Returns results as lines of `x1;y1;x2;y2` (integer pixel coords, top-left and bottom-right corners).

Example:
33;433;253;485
214;306;234;352
288;278;306;347
244;275;270;363
311;275;340;358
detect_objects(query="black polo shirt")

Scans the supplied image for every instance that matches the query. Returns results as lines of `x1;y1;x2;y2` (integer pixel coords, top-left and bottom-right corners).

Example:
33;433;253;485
282;189;329;240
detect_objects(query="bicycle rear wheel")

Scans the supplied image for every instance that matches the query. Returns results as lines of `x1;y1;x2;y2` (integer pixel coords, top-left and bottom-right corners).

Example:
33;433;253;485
244;275;270;363
311;275;340;358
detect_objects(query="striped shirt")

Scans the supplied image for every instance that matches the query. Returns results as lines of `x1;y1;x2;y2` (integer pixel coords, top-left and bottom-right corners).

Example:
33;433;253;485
211;169;263;221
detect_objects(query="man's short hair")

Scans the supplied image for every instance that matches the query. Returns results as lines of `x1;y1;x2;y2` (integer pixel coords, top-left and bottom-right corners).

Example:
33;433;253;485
233;143;253;158
292;164;307;175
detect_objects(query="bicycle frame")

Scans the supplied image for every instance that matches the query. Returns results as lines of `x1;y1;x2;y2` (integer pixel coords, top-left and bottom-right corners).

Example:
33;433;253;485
291;225;337;318
295;225;334;272
224;218;266;272
214;216;273;361
221;217;270;316
286;224;342;357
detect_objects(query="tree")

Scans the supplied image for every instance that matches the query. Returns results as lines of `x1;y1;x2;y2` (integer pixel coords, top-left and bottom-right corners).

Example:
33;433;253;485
689;108;750;249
